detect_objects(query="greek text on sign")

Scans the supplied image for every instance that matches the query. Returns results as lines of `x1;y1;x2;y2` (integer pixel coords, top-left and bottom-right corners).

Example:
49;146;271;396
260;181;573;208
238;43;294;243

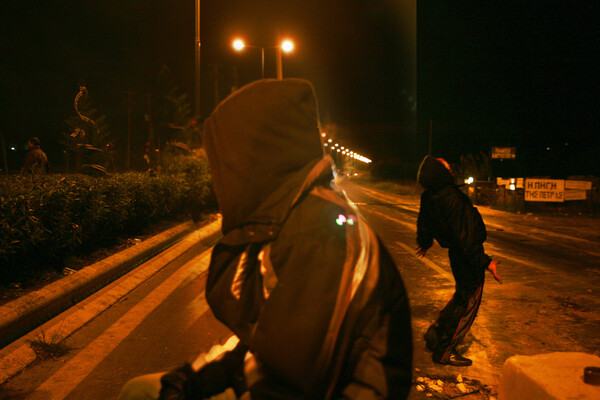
491;146;516;159
525;179;564;202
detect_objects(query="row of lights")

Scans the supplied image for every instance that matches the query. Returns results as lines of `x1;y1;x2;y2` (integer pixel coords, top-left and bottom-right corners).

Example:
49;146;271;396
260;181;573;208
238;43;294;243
321;133;371;164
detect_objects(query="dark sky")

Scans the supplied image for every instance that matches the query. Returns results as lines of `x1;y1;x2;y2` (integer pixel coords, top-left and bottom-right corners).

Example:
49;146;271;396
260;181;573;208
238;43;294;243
1;1;598;176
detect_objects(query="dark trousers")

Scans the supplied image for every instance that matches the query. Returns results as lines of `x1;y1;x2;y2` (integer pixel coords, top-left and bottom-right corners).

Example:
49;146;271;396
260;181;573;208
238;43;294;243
425;248;485;363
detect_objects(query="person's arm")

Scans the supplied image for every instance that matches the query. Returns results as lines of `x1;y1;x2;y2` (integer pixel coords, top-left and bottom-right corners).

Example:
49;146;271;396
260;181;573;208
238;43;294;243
416;193;434;256
159;340;249;400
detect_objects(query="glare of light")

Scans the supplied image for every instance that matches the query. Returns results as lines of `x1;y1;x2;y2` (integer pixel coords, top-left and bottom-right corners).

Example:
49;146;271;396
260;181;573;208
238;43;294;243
328;139;332;143
465;177;474;184
510;184;516;191
232;39;245;51
281;40;294;53
321;132;326;137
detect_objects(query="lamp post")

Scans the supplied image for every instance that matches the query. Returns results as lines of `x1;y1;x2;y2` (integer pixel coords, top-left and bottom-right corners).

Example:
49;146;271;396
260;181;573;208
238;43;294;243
195;0;201;117
232;39;294;80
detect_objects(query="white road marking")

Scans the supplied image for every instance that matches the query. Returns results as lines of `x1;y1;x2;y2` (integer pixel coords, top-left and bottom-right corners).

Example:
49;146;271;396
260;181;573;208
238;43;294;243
0;227;218;385
28;251;212;400
395;242;454;281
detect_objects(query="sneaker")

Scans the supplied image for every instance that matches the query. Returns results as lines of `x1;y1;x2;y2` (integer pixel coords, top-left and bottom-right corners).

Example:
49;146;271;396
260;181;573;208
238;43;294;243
434;350;472;367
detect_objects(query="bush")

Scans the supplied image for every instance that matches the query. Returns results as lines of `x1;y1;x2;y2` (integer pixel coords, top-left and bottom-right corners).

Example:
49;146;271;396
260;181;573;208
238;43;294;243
0;163;214;284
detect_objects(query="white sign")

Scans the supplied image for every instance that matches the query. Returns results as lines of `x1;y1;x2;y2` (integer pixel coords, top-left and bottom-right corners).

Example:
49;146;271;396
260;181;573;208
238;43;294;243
497;178;510;186
516;178;524;189
525;179;565;202
565;180;592;190
491;146;516;159
564;189;587;201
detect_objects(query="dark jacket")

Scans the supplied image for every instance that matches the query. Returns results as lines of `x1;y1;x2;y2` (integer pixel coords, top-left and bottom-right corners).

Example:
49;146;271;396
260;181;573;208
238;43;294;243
23;147;48;174
416;155;491;272
202;79;412;399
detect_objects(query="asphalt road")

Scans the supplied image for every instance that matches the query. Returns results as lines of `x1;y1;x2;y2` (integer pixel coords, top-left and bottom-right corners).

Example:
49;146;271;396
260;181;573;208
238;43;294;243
1;181;599;399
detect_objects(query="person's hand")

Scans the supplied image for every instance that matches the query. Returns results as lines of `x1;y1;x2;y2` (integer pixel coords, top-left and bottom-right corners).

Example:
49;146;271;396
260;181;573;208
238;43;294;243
487;260;502;284
416;246;428;258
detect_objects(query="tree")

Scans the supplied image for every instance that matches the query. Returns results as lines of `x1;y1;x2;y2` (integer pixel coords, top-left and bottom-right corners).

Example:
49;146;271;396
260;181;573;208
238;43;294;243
62;85;115;174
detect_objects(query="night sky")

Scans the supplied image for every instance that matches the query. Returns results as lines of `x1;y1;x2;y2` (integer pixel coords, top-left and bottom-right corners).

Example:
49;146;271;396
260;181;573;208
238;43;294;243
1;1;598;176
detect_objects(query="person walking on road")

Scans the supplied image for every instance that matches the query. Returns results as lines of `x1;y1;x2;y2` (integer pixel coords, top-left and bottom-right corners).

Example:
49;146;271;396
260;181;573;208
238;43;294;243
22;137;48;174
415;155;502;367
119;78;413;399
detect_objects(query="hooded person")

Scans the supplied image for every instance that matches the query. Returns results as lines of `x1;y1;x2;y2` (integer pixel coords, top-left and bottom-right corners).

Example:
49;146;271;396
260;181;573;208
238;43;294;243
135;79;412;400
415;155;502;367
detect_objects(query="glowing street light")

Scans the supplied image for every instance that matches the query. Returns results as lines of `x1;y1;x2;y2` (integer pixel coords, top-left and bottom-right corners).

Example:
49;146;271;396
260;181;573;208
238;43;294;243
232;38;295;80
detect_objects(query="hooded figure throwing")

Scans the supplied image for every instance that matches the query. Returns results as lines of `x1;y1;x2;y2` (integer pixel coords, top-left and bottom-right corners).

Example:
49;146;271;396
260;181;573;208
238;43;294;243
119;79;412;400
416;156;501;367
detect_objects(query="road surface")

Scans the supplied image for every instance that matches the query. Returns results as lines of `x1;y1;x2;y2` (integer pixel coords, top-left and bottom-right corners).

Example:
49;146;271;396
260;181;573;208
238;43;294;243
1;180;599;399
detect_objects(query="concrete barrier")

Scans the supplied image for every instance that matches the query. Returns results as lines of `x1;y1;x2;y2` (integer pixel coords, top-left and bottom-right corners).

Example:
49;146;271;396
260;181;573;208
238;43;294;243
0;219;221;348
499;352;600;400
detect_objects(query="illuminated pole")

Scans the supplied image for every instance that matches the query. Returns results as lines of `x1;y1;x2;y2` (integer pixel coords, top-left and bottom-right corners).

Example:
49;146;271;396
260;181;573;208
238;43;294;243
276;47;282;80
261;47;265;78
195;0;201;117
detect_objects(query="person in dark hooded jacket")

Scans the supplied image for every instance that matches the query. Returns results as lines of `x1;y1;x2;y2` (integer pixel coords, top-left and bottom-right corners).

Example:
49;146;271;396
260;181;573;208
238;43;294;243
415;155;501;367
119;79;412;400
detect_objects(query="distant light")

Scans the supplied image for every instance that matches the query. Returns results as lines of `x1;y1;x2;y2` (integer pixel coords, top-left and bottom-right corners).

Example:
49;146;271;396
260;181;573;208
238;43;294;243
546;146;551;151
281;40;294;53
336;214;347;226
323;143;328;147
232;39;245;51
328;139;332;143
341;146;344;150
321;132;326;137
510;184;516;191
10;147;16;151
334;143;339;147
465;177;474;184
337;149;340;152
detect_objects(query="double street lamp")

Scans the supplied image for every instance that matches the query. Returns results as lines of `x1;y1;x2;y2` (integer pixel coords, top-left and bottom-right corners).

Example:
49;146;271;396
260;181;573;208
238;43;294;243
232;39;294;80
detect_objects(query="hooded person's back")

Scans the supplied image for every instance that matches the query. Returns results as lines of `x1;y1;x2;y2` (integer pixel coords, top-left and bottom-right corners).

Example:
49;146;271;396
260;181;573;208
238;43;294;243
416;155;490;269
201;79;412;399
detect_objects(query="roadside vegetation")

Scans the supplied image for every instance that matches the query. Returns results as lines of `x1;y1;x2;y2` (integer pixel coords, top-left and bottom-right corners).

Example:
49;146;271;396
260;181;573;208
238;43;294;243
0;149;215;289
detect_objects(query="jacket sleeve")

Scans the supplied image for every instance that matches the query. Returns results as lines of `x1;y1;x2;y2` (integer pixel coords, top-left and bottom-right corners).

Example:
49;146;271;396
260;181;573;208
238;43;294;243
416;192;434;250
445;190;491;270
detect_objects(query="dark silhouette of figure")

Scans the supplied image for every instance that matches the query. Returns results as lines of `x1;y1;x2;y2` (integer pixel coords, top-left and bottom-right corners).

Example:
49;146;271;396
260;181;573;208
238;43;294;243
416;155;501;367
119;79;412;399
22;137;48;174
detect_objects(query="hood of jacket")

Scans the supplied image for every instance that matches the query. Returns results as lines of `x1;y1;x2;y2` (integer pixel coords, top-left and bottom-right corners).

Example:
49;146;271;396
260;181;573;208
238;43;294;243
203;78;332;237
417;155;455;192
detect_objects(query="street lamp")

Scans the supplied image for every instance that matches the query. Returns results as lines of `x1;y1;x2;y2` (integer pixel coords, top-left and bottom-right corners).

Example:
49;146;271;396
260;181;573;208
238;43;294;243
232;38;294;80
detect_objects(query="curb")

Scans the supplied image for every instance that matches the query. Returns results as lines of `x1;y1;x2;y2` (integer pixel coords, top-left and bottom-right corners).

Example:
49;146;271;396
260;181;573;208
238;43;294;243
0;218;219;350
